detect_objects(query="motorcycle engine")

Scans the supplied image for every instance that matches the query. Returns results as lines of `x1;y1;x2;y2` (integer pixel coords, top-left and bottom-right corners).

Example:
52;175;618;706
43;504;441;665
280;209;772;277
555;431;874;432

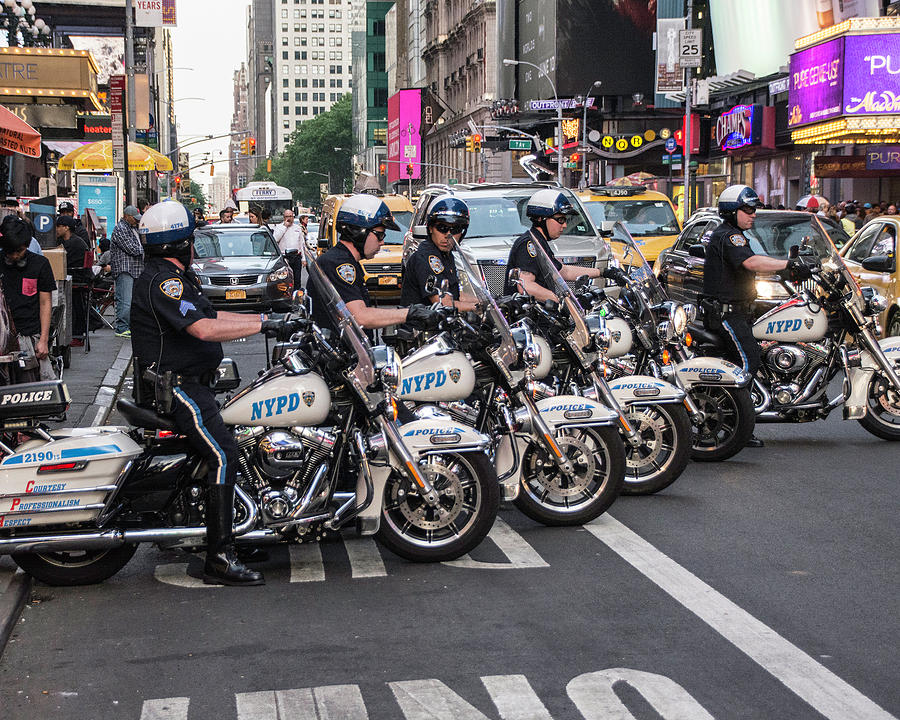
761;341;831;404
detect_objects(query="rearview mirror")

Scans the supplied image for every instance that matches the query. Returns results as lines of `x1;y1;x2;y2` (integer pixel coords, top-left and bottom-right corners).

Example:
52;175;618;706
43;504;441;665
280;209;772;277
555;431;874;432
688;244;705;259
861;254;895;272
508;267;525;293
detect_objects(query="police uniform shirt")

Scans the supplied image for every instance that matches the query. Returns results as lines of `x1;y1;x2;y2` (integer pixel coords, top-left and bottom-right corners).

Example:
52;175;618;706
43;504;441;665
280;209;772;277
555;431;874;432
702;222;757;303
503;229;563;296
131;257;223;375
307;243;370;334
400;238;460;306
0;251;56;336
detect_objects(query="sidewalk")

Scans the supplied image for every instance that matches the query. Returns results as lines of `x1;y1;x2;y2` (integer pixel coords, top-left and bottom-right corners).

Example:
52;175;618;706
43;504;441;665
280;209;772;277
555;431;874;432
0;327;133;655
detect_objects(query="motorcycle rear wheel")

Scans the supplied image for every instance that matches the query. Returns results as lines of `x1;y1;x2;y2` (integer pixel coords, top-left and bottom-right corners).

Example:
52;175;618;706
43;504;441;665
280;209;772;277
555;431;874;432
858;372;900;440
13;544;138;586
377;451;499;562
515;425;625;526
689;386;755;462
620;402;691;495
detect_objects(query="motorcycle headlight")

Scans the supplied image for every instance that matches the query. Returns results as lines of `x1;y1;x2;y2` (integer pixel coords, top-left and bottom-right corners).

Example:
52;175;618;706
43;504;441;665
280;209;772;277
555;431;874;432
662;301;687;336
657;320;675;342
683;303;697;325
268;266;291;282
861;286;887;316
372;345;401;394
756;279;790;300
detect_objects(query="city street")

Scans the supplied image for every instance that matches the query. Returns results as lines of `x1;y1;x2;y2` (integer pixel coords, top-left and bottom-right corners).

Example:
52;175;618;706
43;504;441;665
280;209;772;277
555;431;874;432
0;336;896;720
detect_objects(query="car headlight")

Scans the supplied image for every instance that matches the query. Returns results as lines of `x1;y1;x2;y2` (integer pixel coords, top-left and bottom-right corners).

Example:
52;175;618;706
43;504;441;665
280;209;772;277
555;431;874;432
268;266;291;282
756;279;790;300
197;275;210;285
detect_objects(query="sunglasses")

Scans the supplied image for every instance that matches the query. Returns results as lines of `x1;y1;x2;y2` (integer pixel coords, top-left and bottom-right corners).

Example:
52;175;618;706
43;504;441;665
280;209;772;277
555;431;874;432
739;206;757;215
370;229;386;241
550;215;569;224
433;222;466;235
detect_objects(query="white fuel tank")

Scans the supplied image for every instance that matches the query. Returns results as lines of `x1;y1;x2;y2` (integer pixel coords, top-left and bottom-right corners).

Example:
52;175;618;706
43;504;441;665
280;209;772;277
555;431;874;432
605;316;634;358
753;298;828;342
400;339;475;402
221;372;331;427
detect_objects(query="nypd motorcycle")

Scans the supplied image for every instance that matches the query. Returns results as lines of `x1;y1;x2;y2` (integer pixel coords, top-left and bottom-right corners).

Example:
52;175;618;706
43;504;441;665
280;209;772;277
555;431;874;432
502;236;692;495
0;250;499;585
579;223;756;462
393;242;625;526
691;215;900;439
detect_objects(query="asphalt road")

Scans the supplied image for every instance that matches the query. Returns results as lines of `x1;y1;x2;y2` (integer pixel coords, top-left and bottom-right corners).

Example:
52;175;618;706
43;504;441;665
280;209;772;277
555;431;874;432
0;335;897;720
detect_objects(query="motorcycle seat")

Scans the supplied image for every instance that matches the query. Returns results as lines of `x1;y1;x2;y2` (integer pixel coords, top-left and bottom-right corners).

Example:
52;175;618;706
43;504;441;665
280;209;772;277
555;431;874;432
116;398;176;431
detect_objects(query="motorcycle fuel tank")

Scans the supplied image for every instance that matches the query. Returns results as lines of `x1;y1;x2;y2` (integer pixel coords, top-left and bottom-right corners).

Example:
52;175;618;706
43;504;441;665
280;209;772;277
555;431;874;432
753;297;828;342
221;372;331;427
0;429;141;529
400;340;475;402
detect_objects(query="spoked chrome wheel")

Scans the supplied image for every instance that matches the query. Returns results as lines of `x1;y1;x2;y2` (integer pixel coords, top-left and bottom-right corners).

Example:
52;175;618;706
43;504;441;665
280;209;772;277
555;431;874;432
689;386;755;462
515;425;625;526
620;403;691;495
377;451;499;562
859;372;900;441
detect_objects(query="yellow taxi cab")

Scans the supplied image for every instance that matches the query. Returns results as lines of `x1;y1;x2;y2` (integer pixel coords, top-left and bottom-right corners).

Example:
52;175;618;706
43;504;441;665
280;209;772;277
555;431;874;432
576;185;681;263
319;192;414;301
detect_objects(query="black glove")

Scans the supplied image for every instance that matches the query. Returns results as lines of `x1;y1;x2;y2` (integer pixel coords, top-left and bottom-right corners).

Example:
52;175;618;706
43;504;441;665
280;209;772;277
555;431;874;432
405;303;441;330
260;313;302;339
786;257;813;282
603;266;629;287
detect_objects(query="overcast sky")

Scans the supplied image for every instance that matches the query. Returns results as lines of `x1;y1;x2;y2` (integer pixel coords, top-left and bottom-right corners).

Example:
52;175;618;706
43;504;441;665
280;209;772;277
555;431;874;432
170;0;251;190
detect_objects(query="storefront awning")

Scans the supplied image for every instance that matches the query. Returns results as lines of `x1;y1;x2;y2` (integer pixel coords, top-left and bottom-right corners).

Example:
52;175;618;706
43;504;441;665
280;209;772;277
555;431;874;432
791;115;900;145
44;141;88;155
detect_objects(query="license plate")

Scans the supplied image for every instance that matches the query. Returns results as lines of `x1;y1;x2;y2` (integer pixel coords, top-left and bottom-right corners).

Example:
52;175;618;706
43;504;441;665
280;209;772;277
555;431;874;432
225;289;247;300
378;276;398;286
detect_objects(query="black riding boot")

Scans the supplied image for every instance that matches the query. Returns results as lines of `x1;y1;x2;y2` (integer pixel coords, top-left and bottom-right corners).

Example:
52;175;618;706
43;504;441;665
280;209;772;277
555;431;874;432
203;485;264;586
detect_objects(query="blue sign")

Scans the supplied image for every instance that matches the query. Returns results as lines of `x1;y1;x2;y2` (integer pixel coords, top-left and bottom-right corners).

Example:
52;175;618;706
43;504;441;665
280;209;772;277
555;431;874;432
665;137;677;153
77;177;119;239
29;201;56;247
866;145;900;171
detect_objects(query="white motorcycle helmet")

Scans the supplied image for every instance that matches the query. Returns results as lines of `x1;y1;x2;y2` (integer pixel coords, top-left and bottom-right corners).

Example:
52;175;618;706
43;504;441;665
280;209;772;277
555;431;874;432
138;200;195;254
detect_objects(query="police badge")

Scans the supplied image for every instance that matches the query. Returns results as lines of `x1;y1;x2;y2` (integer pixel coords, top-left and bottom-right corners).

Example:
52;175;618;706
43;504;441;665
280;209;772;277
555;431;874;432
302;391;315;407
336;263;356;284
611;330;622;343
428;255;444;274
449;368;461;383
527;241;537;257
804;318;814;329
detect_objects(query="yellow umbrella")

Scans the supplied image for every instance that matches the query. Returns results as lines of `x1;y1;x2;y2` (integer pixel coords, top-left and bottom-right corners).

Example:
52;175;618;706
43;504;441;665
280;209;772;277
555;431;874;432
58;140;174;172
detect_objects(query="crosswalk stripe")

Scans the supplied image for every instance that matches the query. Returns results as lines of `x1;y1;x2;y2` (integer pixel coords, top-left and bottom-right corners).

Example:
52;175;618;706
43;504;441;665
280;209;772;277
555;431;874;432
585;515;897;720
445;516;549;569
235;685;367;719
343;537;388;578
289;543;325;583
481;674;553;719
139;697;189;720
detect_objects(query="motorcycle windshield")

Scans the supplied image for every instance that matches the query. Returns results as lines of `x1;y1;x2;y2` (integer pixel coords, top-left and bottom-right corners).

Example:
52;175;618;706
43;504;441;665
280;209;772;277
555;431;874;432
530;235;593;350
608;221;668;306
808;215;865;313
302;244;376;388
454;241;518;368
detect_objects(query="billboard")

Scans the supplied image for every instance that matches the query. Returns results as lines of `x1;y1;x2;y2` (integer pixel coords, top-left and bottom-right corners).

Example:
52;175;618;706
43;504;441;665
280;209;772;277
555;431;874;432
386;89;422;184
709;0;880;79
788;33;900;127
656;17;685;94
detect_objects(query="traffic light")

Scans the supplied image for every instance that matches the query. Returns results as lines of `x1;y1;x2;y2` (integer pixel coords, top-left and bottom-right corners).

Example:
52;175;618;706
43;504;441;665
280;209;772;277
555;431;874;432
379;162;386;175
472;134;482;152
210;163;215;176
248;137;256;155
240;138;248;155
465;135;474;153
406;163;414;177
570;153;580;163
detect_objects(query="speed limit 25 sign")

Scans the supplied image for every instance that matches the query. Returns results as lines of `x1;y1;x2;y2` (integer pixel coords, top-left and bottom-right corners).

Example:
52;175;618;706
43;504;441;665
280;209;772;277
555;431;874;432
679;29;702;68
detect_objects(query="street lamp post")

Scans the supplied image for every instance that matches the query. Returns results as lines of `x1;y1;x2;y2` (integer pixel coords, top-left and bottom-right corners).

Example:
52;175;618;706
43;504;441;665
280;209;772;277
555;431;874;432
301;169;331;198
579;80;602;189
503;58;563;185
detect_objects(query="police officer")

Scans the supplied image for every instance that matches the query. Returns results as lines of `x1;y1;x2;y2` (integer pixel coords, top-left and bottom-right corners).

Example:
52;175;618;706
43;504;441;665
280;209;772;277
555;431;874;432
131;200;292;586
400;197;479;311
702;184;811;447
503;189;607;300
307;194;438;334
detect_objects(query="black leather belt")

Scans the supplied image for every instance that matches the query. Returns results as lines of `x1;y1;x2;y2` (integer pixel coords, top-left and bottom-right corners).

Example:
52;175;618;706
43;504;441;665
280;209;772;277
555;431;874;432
176;370;218;387
721;302;753;314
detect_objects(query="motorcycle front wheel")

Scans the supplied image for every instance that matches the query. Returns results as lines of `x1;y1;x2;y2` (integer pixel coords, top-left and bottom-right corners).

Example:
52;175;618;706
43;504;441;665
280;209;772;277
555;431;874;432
858;371;900;440
515;425;625;526
620;402;691;495
13;544;138;586
688;385;755;462
377;451;500;562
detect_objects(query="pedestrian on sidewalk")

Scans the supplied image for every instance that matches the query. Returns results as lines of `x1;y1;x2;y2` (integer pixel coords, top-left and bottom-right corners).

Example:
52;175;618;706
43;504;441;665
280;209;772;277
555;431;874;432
55;214;91;347
110;205;144;338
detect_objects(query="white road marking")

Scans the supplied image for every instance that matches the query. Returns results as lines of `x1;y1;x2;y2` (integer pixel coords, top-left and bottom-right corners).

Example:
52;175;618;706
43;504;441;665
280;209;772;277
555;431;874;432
139;697;189;720
236;685;367;719
585;515;897;720
445;516;549;570
153;563;208;589
567;668;715;719
481;674;554;719
343;537;387;578
289;543;325;583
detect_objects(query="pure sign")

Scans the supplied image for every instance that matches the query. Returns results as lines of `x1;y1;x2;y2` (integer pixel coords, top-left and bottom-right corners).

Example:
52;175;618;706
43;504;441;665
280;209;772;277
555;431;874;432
679;29;702;69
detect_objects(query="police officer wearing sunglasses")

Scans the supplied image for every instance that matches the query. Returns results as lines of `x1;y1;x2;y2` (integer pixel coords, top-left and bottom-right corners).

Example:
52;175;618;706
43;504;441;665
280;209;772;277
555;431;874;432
503;189;605;301
400;197;479;311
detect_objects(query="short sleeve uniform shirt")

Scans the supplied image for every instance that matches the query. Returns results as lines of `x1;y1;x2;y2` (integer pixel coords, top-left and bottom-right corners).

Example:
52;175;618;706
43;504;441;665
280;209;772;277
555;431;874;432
400;238;460;306
307;243;369;334
503;230;563;296
702;222;757;303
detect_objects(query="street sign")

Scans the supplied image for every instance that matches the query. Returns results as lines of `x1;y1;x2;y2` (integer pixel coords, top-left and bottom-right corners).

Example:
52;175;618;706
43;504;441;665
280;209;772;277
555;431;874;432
448;178;458;185
665;137;677;154
509;138;532;150
679;29;702;68
662;154;683;165
403;144;416;158
110;74;126;173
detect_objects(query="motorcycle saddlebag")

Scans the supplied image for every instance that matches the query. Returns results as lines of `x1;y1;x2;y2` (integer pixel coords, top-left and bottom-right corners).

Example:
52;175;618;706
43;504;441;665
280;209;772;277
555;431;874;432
0;381;70;425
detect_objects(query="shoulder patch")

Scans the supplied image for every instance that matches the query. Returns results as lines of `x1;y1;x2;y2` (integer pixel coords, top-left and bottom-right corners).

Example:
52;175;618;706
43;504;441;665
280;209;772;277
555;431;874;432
427;255;444;274
159;277;184;299
526;240;537;257
336;263;356;284
729;233;747;247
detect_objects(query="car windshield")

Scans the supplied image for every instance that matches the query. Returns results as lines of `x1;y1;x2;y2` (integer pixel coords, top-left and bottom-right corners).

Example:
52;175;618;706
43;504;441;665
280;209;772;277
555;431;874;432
193;230;280;258
583;199;680;237
385;211;413;245
463;190;595;239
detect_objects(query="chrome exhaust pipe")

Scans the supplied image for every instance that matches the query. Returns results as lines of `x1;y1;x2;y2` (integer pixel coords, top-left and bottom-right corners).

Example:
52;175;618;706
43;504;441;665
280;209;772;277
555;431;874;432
753;378;771;414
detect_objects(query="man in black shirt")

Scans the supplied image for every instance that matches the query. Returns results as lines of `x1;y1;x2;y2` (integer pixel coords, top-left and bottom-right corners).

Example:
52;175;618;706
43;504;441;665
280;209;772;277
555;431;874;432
503;189;605;300
400;196;479;311
307;194;437;335
132;200;294;587
56;214;91;345
0;215;56;381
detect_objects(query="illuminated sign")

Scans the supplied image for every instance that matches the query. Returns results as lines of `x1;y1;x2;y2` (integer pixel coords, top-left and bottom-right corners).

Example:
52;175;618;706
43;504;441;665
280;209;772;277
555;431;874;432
715;104;761;150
